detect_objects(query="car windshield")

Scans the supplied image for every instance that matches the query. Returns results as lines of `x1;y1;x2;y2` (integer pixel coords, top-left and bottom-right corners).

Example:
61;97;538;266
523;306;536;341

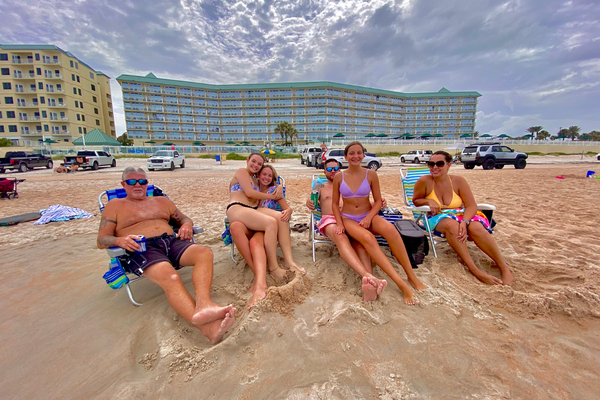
154;151;170;156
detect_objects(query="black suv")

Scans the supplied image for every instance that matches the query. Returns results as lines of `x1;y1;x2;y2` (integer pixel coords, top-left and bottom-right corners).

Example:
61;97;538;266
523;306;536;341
460;143;528;170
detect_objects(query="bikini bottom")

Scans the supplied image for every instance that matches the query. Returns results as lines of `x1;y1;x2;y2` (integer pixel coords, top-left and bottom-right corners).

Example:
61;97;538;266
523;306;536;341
227;202;259;212
341;211;370;223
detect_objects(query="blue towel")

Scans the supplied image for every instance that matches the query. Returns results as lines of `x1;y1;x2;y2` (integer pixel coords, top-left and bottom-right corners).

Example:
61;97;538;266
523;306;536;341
34;204;94;225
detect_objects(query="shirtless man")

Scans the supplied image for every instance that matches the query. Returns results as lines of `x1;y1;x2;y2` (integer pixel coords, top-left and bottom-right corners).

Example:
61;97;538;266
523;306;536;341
97;167;235;344
306;158;387;301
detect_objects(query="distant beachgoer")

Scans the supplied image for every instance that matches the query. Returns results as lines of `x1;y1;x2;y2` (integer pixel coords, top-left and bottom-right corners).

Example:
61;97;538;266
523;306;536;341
412;151;513;285
332;141;426;305
320;141;328;151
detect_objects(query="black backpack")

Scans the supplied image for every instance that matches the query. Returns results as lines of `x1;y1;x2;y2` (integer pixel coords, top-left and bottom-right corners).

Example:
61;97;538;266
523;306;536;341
393;220;429;269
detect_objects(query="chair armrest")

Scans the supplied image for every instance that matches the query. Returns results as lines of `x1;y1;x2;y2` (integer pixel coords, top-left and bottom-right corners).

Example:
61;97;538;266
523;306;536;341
407;205;431;212
476;203;496;211
106;247;127;258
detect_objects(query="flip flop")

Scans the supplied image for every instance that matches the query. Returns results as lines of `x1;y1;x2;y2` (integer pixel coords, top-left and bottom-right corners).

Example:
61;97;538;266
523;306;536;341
291;223;303;231
297;224;309;233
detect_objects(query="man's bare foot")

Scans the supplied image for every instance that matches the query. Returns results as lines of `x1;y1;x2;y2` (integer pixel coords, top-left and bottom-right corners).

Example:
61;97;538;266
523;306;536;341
362;276;378;302
285;261;307;276
501;269;514;286
474;271;503;285
269;266;288;281
248;287;267;310
199;310;236;344
192;304;233;326
408;277;428;291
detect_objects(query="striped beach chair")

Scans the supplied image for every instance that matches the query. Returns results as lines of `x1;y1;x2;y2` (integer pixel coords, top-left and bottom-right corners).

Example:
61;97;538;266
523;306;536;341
98;185;203;306
400;167;496;258
310;174;403;262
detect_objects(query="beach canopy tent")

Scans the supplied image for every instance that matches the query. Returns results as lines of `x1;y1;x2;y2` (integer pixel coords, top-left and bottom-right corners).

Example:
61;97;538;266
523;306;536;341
433;134;444;137
556;135;568;139
479;134;492;138
421;133;433;138
225;141;236;144
42;139;59;143
333;133;345;138
521;134;534;139
376;133;388;137
162;142;173;145
144;140;156;144
497;134;510;138
365;133;376;137
580;135;591;140
459;133;472;138
72;129;121;146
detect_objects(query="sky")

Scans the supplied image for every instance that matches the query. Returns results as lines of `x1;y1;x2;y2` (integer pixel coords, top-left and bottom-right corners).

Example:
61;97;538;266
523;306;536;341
1;0;599;137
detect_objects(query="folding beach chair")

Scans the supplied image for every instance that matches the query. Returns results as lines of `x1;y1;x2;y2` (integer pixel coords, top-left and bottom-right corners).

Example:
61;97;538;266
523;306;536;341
98;185;203;306
400;167;496;258
310;174;403;262
225;176;286;262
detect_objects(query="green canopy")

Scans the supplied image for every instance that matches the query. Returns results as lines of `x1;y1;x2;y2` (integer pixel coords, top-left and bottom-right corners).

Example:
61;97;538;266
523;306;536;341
522;134;533;138
399;133;412;138
241;141;250;144
365;133;376;137
459;133;472;138
433;134;444;137
479;134;492;137
43;138;59;143
225;141;236;144
556;135;568;139
421;133;433;137
192;141;202;145
376;133;388;137
497;134;510;138
580;135;591;140
144;140;156;144
234;144;241;146
162;142;173;145
333;133;345;138
72;128;121;146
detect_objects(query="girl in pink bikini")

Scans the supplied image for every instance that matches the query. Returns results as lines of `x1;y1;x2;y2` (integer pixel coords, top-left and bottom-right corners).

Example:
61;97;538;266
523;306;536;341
331;141;427;305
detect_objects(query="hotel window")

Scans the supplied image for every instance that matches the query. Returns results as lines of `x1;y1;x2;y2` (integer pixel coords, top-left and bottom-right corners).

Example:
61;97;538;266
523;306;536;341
83;127;87;133
75;100;79;107
70;60;74;67
76;114;81;121
90;72;94;79
71;74;75;81
0;126;4;133
7;111;15;118
1;68;9;75
76;75;80;83
75;62;78;69
2;82;11;89
92;96;97;103
94;107;99;114
4;96;13;104
73;87;77;94
0;54;7;61
81;115;85;122
96;119;100;126
9;125;18;132
91;84;96;91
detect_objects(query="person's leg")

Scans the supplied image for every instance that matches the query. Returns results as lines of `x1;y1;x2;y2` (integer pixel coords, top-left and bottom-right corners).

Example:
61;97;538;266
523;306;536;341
344;218;417;305
435;219;503;285
258;207;306;275
229;221;255;272
467;222;513;285
369;215;427;291
248;231;269;308
350;238;373;274
227;206;283;278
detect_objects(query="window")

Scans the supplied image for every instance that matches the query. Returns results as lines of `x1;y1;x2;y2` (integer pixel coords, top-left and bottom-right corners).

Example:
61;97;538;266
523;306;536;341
83;127;86;134
0;111;2;118
81;114;85;121
75;62;78;69
78;126;82;133
7;111;15;118
40;96;45;104
2;82;10;90
35;53;40;61
78;88;81;96
4;96;13;104
94;107;98;114
44;124;49;132
80;102;83;109
70;60;74;67
42;111;47;118
91;84;96;91
73;87;77;94
1;68;9;75
76;114;80;121
92;96;97;103
9;125;17;132
95;119;100;126
89;72;94;79
71;74;75;81
0;54;7;61
0;126;4;132
76;75;80;83
75;100;79;107
36;68;41;75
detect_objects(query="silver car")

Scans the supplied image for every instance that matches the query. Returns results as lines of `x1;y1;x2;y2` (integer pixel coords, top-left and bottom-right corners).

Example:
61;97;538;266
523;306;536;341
461;143;527;170
317;148;382;170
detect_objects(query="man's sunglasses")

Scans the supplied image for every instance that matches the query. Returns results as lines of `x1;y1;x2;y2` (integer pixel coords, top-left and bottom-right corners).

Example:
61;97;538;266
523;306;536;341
326;166;340;172
427;161;447;168
123;179;149;186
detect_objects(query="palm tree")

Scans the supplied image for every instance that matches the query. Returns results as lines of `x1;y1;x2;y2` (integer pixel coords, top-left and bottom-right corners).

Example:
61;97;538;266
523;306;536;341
567;126;580;141
537;130;550;140
473;131;479;138
526;126;543;139
587;130;600;141
274;122;298;146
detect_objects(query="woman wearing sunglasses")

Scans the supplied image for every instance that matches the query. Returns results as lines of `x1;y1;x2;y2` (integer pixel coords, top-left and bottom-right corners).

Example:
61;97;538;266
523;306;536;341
332;142;426;305
412;151;513;285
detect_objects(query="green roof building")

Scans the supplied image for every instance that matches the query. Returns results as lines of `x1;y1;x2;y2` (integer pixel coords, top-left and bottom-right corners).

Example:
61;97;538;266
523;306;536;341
117;73;481;144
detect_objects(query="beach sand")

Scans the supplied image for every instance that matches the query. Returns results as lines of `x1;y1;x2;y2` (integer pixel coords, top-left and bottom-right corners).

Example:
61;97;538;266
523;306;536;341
1;156;599;399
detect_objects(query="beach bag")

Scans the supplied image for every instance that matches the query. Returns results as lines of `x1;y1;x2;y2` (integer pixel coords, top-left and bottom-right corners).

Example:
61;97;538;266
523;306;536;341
393;220;429;269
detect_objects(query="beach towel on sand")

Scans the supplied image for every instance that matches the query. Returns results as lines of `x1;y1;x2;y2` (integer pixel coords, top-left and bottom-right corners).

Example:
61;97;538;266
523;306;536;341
34;205;94;225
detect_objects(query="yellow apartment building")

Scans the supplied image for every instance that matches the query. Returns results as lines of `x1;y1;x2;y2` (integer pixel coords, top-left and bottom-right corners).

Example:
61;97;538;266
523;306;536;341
0;44;115;146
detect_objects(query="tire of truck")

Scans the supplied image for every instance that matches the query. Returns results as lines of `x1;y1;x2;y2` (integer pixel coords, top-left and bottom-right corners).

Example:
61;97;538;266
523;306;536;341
46;160;53;169
180;160;185;168
307;159;312;167
482;159;495;170
368;161;379;170
148;168;154;171
464;163;475;169
111;159;116;167
515;158;527;169
413;158;420;164
300;158;305;165
495;164;505;169
0;168;4;174
92;161;99;170
400;157;406;163
170;162;175;171
19;163;28;173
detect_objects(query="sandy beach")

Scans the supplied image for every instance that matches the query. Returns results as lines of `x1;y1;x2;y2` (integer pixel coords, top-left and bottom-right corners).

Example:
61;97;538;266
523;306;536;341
1;156;599;399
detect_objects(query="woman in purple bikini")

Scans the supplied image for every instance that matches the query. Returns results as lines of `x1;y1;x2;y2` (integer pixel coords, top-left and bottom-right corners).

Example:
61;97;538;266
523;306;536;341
331;141;427;305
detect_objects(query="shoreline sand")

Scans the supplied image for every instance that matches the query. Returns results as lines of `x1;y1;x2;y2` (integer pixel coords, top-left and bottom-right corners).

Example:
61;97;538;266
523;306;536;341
1;157;599;399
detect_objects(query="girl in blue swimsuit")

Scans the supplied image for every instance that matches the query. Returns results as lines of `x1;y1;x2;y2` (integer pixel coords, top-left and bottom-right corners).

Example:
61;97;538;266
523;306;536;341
332;141;427;305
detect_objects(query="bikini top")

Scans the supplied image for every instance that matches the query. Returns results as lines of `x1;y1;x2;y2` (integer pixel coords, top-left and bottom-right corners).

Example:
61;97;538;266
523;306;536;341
340;170;371;198
425;177;463;208
230;181;259;192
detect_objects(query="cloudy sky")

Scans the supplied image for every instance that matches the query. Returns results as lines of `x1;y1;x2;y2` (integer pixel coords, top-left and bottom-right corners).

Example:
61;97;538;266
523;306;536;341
1;0;598;136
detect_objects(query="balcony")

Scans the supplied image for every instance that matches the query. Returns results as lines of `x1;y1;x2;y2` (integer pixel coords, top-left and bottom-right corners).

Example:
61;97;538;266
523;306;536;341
17;102;39;108
61;117;69;122
52;130;70;136
20;116;41;122
47;103;67;108
56;88;65;93
11;59;34;64
15;88;36;94
13;73;35;80
42;59;61;65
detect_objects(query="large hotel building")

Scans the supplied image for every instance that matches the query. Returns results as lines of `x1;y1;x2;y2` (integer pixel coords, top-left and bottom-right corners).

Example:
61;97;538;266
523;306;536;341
0;44;115;146
118;73;480;145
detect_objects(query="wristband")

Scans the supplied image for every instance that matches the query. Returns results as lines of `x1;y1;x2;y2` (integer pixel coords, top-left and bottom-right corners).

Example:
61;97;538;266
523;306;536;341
463;219;471;227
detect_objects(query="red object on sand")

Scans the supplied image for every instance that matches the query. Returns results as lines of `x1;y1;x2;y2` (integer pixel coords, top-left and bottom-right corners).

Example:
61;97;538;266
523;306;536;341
556;176;565;179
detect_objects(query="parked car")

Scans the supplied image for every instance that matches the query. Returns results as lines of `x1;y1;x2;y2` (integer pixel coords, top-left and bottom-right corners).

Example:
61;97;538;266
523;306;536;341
147;150;185;171
400;150;433;164
300;147;324;167
460;143;528;170
596;153;600;161
0;151;53;173
316;148;383;170
64;150;116;170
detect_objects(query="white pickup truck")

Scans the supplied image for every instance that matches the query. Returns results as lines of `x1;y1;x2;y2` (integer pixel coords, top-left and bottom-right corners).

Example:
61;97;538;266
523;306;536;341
64;150;116;170
147;150;185;171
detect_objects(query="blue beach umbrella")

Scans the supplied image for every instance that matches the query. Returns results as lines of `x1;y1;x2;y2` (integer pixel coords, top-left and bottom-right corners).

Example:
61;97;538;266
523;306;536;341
260;148;276;155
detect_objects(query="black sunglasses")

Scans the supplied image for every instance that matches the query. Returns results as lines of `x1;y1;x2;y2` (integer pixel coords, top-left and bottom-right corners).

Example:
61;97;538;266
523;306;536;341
326;166;340;172
427;161;447;168
123;179;149;186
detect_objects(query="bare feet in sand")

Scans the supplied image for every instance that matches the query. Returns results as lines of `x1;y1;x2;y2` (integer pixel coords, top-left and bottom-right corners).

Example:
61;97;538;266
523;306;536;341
501;269;514;286
285;261;307;276
191;303;233;326
474;271;503;285
362;275;387;301
403;289;419;306
409;277;428;291
198;310;236;344
248;286;267;310
269;266;288;281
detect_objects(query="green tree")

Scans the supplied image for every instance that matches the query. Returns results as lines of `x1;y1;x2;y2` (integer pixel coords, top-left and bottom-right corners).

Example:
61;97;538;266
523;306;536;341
587;130;600;141
537;130;550;140
274;122;298;146
567;126;580;141
117;132;134;146
473;131;479;138
526;126;543;139
0;138;14;147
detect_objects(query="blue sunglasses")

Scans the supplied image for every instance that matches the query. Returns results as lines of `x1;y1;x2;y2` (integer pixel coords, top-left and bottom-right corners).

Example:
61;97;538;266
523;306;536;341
326;166;340;172
123;179;148;186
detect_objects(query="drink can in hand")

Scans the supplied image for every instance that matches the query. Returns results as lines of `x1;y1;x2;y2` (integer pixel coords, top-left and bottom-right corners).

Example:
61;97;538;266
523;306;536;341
311;190;319;209
133;235;147;253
